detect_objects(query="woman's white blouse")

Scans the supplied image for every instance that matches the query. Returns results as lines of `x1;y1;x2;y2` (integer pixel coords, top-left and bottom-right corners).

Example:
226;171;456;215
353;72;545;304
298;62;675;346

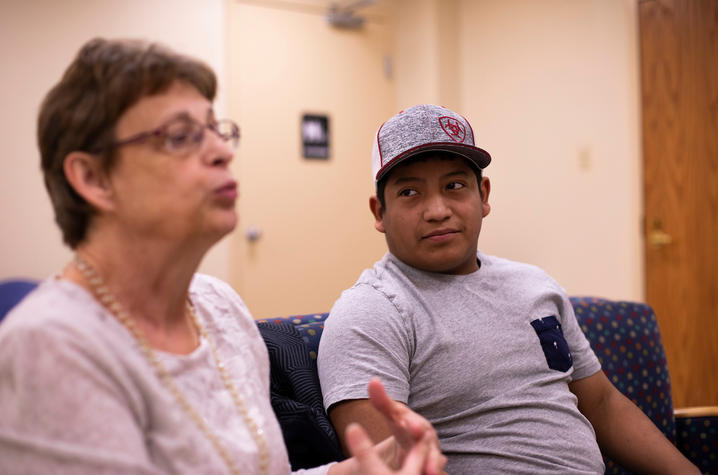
0;274;330;475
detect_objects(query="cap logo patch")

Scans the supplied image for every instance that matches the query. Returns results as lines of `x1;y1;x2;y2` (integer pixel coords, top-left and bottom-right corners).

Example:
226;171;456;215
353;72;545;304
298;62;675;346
438;116;465;143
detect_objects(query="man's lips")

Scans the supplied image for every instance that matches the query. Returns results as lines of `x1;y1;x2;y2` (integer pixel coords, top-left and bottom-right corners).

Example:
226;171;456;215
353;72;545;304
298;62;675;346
422;228;459;239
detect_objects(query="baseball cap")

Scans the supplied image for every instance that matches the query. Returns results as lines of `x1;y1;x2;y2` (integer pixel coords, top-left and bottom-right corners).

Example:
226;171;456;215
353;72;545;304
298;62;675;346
371;104;491;184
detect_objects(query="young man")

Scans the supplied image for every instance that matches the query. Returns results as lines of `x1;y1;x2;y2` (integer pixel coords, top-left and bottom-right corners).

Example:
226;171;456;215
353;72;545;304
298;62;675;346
317;104;698;474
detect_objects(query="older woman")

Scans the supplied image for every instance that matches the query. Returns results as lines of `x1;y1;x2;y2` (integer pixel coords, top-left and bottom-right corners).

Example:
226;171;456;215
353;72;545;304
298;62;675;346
0;38;444;475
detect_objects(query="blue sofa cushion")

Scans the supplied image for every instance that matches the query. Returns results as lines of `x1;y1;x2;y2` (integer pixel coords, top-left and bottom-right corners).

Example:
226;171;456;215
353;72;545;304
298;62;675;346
676;415;718;474
257;321;344;469
0;279;38;322
571;297;676;474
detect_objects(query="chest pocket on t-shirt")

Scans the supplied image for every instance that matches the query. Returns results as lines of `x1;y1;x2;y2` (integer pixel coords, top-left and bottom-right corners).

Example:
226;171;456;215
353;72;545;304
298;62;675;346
530;316;573;372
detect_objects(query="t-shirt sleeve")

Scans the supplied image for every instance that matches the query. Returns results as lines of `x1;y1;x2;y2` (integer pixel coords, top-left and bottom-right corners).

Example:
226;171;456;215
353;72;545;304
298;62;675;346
557;290;601;381
0;321;158;474
317;284;413;410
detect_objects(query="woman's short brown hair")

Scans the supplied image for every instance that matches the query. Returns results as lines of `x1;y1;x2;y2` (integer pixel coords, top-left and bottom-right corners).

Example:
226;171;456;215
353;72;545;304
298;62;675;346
38;37;217;248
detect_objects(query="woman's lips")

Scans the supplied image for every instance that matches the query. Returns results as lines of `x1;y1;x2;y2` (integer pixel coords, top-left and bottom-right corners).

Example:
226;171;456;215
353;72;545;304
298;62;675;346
214;181;238;201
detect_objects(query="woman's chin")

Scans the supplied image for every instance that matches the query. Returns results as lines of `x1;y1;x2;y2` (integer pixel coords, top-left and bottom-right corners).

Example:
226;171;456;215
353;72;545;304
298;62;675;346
213;212;239;239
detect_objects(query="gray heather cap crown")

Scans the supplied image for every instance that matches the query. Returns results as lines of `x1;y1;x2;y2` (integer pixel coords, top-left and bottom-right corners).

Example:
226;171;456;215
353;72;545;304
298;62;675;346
372;104;491;184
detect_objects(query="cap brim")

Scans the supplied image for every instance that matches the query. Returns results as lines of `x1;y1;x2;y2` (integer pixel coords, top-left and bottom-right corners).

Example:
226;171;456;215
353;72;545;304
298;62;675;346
375;143;491;183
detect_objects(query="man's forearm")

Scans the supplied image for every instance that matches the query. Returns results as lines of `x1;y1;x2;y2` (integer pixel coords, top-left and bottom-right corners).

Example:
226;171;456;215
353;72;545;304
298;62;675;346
572;373;699;474
598;393;697;473
329;399;393;455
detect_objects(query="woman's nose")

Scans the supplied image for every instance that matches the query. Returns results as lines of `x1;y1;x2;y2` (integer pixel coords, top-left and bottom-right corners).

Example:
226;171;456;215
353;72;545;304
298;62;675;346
202;132;234;167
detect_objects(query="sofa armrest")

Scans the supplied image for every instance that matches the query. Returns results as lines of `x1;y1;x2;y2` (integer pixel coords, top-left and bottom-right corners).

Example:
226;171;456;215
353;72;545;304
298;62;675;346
675;406;718;418
674;406;718;474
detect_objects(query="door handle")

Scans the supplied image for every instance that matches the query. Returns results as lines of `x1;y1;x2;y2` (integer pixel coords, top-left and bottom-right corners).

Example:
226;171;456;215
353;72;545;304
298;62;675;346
649;229;673;249
649;219;672;249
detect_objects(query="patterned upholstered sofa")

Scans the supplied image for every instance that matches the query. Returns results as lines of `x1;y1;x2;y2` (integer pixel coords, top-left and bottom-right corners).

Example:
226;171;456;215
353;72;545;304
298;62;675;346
1;282;714;473
258;297;718;475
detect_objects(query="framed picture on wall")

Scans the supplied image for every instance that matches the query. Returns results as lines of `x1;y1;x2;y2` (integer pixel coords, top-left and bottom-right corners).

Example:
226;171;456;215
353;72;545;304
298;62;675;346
301;113;330;159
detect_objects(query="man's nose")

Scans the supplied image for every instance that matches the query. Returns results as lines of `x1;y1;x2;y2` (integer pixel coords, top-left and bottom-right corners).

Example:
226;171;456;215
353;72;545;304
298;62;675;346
423;193;451;221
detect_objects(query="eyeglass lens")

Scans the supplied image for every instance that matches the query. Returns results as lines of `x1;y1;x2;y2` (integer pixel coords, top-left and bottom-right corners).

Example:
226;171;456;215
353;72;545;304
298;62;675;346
163;119;238;153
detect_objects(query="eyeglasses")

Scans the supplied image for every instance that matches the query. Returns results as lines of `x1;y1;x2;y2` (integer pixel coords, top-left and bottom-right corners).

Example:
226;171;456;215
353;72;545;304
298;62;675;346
105;117;240;156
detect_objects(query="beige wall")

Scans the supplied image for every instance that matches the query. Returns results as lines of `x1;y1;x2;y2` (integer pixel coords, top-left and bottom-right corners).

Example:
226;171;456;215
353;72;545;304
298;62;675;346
227;0;395;317
0;0;643;305
393;0;461;111
458;0;643;300
393;0;643;301
0;0;231;282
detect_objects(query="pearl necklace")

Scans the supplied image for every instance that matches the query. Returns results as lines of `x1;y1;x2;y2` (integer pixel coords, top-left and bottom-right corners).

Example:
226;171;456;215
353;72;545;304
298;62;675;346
73;255;270;475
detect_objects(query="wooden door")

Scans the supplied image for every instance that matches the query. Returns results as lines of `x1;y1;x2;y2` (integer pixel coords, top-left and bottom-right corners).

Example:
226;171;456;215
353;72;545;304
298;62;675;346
639;0;718;407
227;1;394;318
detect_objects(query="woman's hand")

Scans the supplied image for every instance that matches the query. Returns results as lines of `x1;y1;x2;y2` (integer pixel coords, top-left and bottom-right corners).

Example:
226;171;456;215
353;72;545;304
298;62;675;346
344;420;439;474
328;378;446;475
346;378;446;475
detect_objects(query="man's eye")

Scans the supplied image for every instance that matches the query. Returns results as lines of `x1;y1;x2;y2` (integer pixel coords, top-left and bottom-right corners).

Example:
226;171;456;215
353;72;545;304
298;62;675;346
447;181;465;190
398;189;417;197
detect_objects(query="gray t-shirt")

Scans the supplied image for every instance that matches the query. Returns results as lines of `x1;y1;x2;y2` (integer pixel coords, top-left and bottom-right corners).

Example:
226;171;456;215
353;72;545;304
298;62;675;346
0;274;329;475
318;251;604;474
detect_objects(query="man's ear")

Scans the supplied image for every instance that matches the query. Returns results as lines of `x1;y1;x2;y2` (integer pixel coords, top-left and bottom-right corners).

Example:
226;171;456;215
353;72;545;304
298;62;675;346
63;151;115;212
480;176;491;218
369;195;386;233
